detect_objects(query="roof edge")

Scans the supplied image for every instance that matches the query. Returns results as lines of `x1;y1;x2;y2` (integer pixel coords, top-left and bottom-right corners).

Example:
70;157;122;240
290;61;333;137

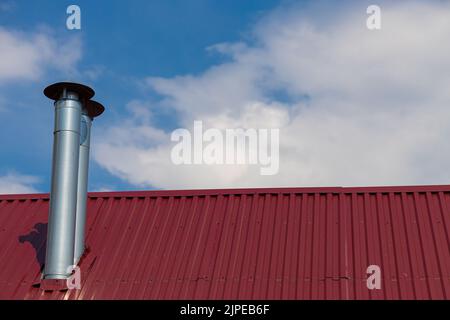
2;184;450;200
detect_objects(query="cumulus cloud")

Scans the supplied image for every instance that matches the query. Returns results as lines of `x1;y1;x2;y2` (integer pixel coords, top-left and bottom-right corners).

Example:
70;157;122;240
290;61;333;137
0;27;81;82
0;26;82;192
0;173;39;194
95;1;450;189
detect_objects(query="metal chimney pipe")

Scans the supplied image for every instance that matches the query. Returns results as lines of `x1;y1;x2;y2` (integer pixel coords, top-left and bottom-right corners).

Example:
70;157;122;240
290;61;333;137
74;100;104;264
43;82;95;279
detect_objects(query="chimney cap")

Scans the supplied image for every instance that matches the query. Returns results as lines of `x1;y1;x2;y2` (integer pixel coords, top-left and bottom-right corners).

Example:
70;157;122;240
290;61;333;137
86;100;105;118
44;82;95;101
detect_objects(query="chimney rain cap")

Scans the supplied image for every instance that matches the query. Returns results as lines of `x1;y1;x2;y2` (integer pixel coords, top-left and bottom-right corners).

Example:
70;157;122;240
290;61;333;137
44;82;95;101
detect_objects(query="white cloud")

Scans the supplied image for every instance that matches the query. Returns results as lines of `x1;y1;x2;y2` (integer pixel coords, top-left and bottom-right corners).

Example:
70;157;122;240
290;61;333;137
0;27;81;82
0;26;81;192
0;173;39;194
83;65;105;81
95;1;450;189
92;186;115;192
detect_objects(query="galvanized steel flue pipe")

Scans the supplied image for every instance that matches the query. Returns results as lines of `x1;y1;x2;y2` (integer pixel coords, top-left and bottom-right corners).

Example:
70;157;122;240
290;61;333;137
74;100;104;265
43;82;104;279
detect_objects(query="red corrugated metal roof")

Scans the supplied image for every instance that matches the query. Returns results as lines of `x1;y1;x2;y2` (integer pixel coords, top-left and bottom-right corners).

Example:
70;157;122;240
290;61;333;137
1;185;450;299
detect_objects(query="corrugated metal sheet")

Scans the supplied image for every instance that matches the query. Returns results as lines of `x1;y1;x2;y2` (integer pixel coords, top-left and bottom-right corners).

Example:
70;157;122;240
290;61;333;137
1;185;450;299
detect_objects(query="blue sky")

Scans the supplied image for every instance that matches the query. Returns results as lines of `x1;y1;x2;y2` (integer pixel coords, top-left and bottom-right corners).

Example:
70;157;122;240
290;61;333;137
2;0;450;193
0;0;284;192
